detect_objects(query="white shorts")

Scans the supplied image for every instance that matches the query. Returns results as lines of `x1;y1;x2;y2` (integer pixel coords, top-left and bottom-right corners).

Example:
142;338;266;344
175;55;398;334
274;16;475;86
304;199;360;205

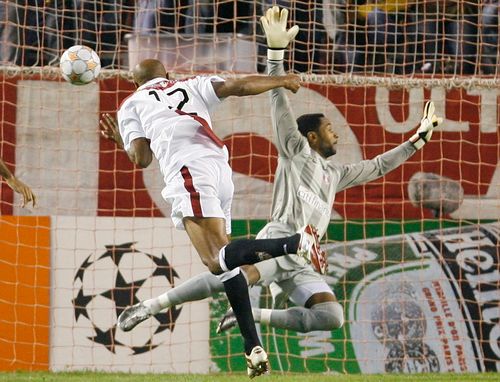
253;222;334;307
162;156;234;234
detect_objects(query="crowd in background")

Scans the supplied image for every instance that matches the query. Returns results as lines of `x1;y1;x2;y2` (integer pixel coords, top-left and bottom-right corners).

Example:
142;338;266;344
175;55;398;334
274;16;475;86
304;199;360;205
0;0;498;75
326;0;499;75
0;0;134;67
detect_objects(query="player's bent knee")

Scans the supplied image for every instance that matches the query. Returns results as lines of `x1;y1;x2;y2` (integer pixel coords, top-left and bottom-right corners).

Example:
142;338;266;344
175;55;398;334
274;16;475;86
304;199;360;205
312;301;344;330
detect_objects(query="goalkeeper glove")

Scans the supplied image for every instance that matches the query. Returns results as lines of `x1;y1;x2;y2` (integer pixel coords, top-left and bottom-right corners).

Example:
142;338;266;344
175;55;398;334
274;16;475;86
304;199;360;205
409;101;443;150
260;6;299;61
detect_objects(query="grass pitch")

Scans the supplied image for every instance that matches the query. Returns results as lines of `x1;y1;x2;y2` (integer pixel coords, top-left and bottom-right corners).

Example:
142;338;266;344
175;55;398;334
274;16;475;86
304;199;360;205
1;372;499;382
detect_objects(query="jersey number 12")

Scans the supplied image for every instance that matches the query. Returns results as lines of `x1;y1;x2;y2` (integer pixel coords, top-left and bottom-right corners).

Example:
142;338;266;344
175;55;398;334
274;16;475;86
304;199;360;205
149;88;195;115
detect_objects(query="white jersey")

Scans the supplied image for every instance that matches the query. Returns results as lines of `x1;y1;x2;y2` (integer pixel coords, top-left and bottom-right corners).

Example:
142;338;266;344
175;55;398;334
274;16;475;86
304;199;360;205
117;76;227;185
268;60;416;240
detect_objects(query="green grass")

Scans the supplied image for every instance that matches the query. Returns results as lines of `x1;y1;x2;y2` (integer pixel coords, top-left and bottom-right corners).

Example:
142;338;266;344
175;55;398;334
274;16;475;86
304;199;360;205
1;372;499;382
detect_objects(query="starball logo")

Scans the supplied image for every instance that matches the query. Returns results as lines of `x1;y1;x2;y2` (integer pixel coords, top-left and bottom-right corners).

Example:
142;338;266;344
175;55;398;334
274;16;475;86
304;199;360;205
72;242;182;355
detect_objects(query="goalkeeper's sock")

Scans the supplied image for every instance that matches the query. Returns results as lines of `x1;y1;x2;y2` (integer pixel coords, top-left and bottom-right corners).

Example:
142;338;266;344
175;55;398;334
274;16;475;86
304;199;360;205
219;235;300;271
143;272;225;314
222;269;261;354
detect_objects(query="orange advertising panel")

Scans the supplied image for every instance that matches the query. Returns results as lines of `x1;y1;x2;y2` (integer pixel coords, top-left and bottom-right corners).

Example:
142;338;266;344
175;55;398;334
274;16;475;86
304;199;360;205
0;216;50;371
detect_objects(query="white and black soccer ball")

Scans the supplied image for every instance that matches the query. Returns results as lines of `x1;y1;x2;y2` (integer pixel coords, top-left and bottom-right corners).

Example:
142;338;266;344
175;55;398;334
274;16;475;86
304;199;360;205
60;45;101;85
72;242;182;355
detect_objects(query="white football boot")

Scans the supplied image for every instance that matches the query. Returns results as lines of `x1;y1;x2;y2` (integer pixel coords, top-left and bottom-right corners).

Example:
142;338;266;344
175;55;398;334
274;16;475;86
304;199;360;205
245;346;270;378
296;225;328;275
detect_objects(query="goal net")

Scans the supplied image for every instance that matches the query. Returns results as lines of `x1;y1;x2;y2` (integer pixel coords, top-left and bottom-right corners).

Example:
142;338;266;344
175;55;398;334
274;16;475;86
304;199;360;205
0;0;498;375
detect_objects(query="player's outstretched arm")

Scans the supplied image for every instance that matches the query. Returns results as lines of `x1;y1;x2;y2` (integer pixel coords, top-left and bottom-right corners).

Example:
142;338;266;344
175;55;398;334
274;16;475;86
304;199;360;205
0;158;36;207
212;74;300;99
337;101;444;191
100;113;153;168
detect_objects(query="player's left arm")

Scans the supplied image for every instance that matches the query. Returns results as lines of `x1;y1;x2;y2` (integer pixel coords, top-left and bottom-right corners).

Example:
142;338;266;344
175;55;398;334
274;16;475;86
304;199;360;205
337;101;443;191
211;74;300;99
100;113;153;168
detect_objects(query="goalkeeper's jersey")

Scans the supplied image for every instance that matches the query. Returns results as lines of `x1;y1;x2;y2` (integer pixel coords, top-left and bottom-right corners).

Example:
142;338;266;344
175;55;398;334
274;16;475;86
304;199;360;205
268;60;416;241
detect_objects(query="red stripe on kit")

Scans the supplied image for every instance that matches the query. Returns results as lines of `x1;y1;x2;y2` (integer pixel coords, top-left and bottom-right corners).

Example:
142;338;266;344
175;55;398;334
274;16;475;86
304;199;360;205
180;166;203;217
175;110;224;148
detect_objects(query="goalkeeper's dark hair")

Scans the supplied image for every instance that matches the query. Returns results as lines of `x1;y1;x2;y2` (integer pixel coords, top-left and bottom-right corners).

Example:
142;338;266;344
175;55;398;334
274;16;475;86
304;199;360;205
297;113;325;137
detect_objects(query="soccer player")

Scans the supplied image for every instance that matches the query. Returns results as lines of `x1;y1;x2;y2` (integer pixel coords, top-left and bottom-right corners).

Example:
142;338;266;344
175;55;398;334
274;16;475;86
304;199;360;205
116;5;443;348
99;59;325;378
0;157;36;207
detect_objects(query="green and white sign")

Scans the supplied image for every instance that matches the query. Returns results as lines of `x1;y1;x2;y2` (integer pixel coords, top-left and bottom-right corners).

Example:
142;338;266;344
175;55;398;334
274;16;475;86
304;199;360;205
210;222;499;374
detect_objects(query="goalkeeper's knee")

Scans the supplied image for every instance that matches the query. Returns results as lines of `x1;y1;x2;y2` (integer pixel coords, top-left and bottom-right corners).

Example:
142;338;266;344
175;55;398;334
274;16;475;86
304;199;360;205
288;301;344;332
311;301;344;330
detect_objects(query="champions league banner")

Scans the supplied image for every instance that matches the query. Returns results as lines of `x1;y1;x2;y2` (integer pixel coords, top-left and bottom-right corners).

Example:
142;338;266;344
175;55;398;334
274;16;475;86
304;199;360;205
50;216;211;373
211;222;500;374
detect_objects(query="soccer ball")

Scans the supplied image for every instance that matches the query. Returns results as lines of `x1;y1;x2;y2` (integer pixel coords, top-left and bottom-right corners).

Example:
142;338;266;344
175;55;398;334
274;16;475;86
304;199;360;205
60;45;101;85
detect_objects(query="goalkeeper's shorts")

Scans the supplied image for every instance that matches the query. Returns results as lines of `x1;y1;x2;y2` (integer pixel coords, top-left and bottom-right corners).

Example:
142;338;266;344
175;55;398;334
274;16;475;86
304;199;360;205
254;221;334;307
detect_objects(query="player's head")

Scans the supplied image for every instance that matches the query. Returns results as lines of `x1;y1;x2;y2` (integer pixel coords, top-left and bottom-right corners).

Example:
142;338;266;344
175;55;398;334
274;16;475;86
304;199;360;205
132;59;168;87
297;113;338;158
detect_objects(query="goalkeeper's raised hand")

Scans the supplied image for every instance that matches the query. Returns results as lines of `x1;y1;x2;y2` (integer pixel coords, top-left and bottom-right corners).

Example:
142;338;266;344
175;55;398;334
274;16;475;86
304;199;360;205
260;6;299;61
409;101;443;150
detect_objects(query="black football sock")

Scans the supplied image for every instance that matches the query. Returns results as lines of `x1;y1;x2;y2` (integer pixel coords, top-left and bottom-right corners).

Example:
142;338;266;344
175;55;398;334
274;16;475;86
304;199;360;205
222;234;300;270
222;271;261;354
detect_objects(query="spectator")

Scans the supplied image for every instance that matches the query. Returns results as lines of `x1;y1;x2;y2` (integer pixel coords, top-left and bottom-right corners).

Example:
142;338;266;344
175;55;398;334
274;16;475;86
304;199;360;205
134;0;194;34
480;1;498;75
215;1;257;35
416;1;479;75
77;0;134;67
0;1;18;64
359;0;414;74
134;1;255;35
46;1;134;68
0;0;52;66
323;0;368;73
0;1;133;68
324;0;416;74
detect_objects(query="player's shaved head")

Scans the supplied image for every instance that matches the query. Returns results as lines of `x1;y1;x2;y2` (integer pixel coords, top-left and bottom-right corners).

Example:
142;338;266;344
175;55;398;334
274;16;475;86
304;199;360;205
133;59;168;87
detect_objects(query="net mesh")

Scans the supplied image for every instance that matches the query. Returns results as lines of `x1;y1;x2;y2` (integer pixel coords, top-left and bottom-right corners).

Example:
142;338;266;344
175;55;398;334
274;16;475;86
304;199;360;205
0;0;499;375
0;1;498;77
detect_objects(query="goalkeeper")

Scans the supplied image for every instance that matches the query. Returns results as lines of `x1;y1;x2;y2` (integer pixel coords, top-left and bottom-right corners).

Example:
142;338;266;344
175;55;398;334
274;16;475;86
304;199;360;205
118;4;443;349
